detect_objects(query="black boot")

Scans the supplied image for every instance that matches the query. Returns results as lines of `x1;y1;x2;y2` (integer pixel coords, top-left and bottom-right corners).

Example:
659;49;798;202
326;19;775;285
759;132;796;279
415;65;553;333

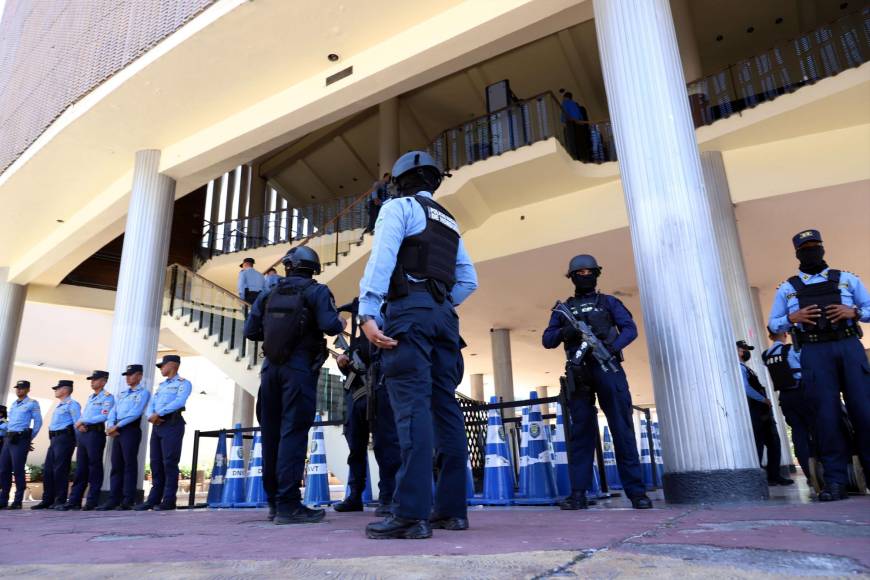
30;501;54;510
429;514;469;530
55;502;81;511
818;483;848;502
8;501;22;510
133;502;155;511
267;503;276;521
366;516;432;539
374;503;393;517
274;505;326;525
95;502;119;511
630;494;653;509
333;495;364;512
559;491;589;511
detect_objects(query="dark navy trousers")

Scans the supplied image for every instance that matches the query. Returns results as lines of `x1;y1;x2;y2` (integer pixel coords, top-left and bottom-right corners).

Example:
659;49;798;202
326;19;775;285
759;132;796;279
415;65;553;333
69;429;107;506
42;430;76;505
343;384;401;505
777;386;814;479
147;420;185;505
565;363;646;498
0;433;31;504
258;353;317;510
109;422;143;505
800;337;870;485
381;291;467;520
747;400;783;480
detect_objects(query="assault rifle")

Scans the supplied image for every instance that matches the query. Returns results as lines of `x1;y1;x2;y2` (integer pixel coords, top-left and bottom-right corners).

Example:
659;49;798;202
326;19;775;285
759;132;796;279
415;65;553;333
552;301;619;373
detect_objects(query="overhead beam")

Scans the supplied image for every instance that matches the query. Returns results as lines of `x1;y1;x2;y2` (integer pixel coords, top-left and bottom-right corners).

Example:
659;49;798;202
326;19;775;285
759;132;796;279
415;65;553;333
401;100;432;147
335;135;377;182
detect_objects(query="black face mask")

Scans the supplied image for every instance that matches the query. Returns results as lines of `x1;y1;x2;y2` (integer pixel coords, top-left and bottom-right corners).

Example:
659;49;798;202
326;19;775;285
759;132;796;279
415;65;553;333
740;350;751;362
796;245;827;275
571;273;598;293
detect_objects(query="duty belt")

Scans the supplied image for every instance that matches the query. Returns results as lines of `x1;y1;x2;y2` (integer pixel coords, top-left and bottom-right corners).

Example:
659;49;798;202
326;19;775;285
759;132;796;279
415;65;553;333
49;426;75;439
84;423;106;433
159;409;185;424
794;325;862;344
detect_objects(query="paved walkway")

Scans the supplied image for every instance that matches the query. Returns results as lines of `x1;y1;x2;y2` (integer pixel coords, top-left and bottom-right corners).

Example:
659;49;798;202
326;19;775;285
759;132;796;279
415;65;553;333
2;490;868;578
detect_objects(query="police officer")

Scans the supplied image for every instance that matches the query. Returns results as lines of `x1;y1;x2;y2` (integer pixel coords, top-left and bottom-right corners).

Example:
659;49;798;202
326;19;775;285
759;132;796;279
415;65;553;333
768;229;870;501
244;246;345;525
264;267;282;291
737;340;793;486
0;380;42;509
238;257;265;303
0;405;7;459
98;364;150;511
332;299;401;517
762;328;814;483
135;355;192;511
542;255;653;510
358;151;478;539
59;370;114;510
31;380;81;509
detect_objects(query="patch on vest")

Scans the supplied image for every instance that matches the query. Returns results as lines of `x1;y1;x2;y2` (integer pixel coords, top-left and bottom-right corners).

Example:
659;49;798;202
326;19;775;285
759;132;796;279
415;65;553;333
426;206;459;233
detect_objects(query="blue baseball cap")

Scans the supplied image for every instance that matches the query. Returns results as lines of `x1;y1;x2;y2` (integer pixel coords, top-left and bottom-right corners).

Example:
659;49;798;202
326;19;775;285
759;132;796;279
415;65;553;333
792;229;822;249
122;364;144;376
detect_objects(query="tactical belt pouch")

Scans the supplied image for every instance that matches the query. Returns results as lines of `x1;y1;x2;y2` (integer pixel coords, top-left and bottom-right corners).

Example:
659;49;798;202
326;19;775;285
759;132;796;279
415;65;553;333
564;363;592;398
387;266;410;301
85;423;106;433
49;426;75;439
794;324;861;345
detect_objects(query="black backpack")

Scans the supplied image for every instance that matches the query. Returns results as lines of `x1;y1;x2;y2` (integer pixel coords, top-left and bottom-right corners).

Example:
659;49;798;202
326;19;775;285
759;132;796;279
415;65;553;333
262;279;315;364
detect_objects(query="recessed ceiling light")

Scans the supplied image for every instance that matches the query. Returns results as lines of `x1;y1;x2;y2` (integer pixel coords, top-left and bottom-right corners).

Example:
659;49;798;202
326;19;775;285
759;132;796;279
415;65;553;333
328;53;340;62
716;34;724;42
775;17;784;24
470;353;478;357
839;2;849;9
746;26;755;33
56;219;65;223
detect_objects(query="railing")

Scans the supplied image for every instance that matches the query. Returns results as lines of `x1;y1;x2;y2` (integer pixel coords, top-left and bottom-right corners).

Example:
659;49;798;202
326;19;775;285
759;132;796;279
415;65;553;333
197;191;370;262
427;91;617;171
687;7;869;127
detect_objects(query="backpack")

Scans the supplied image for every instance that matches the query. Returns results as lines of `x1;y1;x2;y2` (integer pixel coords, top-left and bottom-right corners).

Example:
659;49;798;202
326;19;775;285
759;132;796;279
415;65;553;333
262;279;315;364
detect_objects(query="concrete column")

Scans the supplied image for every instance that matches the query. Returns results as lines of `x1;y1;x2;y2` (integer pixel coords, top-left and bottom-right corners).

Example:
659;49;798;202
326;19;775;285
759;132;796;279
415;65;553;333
0;269;27;397
469;373;484;402
594;0;766;503
490;329;515;405
702;150;793;470
232;384;255;458
378;98;400;175
248;165;267;244
102;150;176;494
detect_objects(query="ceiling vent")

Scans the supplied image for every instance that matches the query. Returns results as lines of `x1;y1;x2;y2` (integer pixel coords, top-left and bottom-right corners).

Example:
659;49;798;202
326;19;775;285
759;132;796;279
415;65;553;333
326;66;353;86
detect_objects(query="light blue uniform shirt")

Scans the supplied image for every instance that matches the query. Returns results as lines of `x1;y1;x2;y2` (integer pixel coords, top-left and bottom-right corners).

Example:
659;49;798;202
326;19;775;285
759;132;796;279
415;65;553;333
0;419;7;438
79;390;115;425
7;396;42;438
107;385;150;428
740;364;767;402
146;375;192;417
769;268;870;333
264;273;282;291
49;397;81;431
358;192;478;319
764;340;802;381
238;268;265;298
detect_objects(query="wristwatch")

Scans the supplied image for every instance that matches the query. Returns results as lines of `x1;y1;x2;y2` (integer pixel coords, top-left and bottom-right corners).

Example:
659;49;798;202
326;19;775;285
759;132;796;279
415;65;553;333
357;314;375;326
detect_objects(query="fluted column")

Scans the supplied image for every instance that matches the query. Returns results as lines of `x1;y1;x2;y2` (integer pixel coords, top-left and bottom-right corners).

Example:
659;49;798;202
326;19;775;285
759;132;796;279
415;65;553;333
0;269;27;397
594;0;765;503
703;151;793;470
102;150;176;494
490;329;515;408
379;98;399;174
469;373;485;402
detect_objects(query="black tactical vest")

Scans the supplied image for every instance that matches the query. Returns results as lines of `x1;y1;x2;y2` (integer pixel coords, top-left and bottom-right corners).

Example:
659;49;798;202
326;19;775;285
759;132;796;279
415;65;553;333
788;269;843;332
744;364;767;397
389;195;460;294
761;344;798;391
563;293;619;355
262;277;316;364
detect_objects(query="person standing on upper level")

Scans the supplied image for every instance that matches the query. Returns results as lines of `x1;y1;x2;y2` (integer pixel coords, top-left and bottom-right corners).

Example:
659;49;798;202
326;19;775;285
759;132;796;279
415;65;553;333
135;355;192;511
768;229;870;501
0;380;42;510
238;257;265;303
357;151;478;540
97;364;150;511
264;267;282;291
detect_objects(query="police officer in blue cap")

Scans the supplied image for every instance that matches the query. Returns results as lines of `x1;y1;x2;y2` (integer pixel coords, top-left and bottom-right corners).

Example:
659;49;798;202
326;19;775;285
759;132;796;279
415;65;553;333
542;254;653;510
59;370;114;510
245;245;346;524
0;405;7;460
762;328;814;483
135;355;191;511
358;150;478;539
0;380;42;509
769;229;870;501
31;380;81;509
98;364;150;511
332;298;400;517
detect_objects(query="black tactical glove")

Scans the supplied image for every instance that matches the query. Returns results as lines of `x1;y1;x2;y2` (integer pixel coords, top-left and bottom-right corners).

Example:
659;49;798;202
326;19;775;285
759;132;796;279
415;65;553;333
561;324;579;342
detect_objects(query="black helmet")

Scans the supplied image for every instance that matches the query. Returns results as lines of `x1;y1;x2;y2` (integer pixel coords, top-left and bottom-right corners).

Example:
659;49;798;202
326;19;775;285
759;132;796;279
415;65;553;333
282;246;321;274
566;254;600;277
